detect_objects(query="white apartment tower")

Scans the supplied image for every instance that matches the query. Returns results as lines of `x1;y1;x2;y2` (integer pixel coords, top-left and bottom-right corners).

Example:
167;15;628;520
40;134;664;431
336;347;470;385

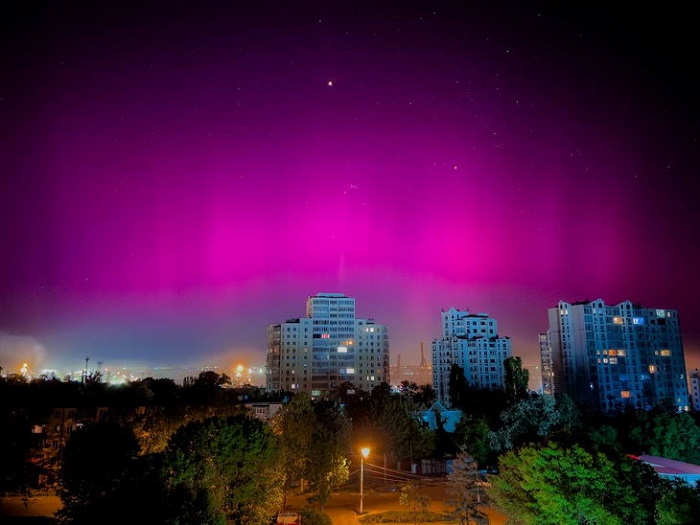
266;293;389;397
432;307;512;407
542;299;689;412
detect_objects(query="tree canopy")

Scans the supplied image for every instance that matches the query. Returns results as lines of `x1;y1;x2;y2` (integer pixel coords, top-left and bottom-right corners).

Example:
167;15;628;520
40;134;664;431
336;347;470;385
487;442;662;525
160;414;283;525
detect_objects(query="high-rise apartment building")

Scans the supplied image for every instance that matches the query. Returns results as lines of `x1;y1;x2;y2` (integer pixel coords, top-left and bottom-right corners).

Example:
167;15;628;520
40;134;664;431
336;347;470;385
432;307;512;407
539;332;555;396
266;293;389;397
689;369;700;412
541;299;689;412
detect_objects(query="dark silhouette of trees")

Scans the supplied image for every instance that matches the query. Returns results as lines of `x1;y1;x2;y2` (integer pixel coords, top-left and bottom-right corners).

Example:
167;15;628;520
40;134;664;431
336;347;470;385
448;364;469;410
160;414;282;525
503;356;529;405
57;420;144;524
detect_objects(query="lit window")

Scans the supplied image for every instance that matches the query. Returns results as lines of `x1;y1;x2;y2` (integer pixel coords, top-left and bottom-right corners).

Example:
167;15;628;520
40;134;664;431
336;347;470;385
633;317;645;325
613;317;623;324
660;349;671;356
621;391;631;398
337;346;347;353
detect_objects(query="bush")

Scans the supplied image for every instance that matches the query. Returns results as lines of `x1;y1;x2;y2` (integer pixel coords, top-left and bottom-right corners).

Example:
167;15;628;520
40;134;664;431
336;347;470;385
300;507;332;525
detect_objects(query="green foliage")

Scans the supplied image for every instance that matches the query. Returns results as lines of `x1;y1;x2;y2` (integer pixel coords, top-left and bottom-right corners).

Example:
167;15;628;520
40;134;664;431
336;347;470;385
585;423;621;454
374;395;434;464
299;507;332;525
504;356;530;405
273;392;317;491
307;401;351;507
488;395;561;452
487;443;662;525
160;414;283;525
628;409;700;464
347;384;434;467
655;479;700;525
274;394;351;508
453;415;492;468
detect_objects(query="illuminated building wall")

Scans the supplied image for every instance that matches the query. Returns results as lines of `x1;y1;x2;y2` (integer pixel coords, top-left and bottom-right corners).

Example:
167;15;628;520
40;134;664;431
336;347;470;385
539;332;555;395
265;293;389;397
545;299;689;412
431;307;512;407
690;369;700;412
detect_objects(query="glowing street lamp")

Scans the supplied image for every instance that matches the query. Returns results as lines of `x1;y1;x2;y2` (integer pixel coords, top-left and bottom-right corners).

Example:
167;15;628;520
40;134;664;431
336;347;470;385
360;447;370;514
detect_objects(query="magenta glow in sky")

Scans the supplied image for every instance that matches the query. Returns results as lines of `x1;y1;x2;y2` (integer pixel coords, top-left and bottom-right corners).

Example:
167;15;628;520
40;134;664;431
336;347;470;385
1;3;698;377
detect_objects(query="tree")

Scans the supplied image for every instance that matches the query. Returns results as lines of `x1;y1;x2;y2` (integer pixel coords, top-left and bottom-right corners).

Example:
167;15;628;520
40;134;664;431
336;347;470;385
160;414;283;525
446;448;484;525
273;392;318;495
656;479;700;525
504;356;529;405
453;415;492;468
487;443;661;525
628;409;700;464
488;394;560;452
371;392;434;467
306;400;351;508
58;420;144;524
399;480;430;525
182;370;233;405
414;383;437;409
448;364;469;410
273;394;351;509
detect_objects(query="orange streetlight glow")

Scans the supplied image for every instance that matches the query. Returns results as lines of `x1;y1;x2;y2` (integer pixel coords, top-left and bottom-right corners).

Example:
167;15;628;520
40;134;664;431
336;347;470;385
360;446;371;514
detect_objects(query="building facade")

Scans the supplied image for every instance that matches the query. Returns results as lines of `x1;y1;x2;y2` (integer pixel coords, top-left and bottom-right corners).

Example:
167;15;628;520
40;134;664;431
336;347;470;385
690;369;700;412
539;332;555;396
266;292;389;397
431;307;512;406
542;299;689;412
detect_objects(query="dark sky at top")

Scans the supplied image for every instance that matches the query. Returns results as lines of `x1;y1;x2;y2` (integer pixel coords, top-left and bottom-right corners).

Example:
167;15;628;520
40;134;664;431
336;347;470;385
1;1;698;381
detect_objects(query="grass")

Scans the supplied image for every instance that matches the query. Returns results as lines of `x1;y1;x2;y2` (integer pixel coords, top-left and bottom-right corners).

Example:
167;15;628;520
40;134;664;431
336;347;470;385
359;510;453;523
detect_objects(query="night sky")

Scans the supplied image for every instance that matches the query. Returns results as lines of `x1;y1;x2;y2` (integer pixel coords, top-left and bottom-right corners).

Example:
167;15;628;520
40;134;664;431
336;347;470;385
2;2;698;380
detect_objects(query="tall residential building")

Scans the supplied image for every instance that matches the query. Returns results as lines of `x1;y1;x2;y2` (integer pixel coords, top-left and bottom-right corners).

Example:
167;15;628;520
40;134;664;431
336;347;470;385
539;332;555;396
431;307;512;407
690;369;700;412
266;292;389;397
542;299;689;412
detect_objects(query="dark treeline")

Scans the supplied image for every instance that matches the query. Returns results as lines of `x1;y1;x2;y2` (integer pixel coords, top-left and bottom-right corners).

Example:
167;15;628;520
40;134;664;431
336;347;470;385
3;361;700;524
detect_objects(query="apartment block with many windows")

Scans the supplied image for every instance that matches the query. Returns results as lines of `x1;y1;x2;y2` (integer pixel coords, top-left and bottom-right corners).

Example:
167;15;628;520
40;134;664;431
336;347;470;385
432;307;512;407
541;299;689;412
266;293;389;397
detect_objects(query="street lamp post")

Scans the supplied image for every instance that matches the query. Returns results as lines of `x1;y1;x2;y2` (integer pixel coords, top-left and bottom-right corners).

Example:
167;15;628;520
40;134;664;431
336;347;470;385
360;447;370;514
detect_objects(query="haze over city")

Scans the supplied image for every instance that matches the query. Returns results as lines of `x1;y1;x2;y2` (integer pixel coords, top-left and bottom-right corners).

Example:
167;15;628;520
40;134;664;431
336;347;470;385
2;2;698;380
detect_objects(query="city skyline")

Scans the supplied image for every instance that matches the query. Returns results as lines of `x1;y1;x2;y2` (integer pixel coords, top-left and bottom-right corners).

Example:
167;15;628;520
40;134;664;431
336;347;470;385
2;3;698;377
